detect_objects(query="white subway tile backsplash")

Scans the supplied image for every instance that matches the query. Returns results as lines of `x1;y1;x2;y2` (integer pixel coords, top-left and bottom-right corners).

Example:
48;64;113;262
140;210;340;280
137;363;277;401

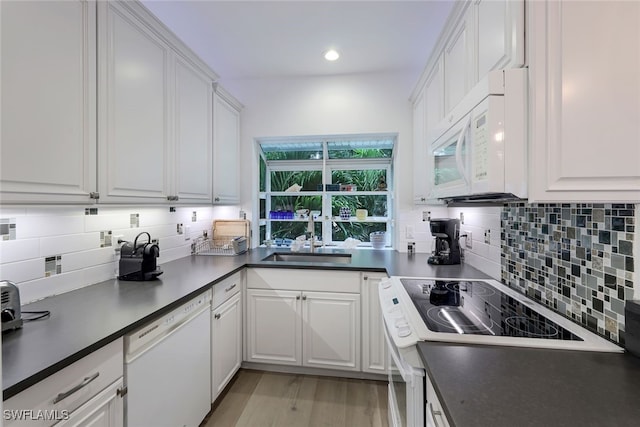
18;270;85;303
465;251;501;280
1;204;223;301
158;245;191;264
63;247;116;273
0;239;40;264
40;233;100;257
85;213;131;232
0;258;44;283
17;215;85;239
82;263;118;288
401;206;502;279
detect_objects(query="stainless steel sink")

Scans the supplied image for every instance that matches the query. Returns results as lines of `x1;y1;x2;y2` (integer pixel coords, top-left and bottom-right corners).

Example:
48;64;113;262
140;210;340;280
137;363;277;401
261;252;352;264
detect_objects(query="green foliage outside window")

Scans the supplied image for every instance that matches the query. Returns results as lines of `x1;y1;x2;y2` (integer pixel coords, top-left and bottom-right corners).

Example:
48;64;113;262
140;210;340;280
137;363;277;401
260;141;393;244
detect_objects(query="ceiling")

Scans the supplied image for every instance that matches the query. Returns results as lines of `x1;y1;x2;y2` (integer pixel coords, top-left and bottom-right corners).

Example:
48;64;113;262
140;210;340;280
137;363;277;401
142;0;455;94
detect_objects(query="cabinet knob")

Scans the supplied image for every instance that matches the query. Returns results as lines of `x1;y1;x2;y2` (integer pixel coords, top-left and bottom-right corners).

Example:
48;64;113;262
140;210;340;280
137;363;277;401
89;192;100;200
296;295;300;300
214;313;221;320
363;276;368;281
302;295;307;301
214;197;220;202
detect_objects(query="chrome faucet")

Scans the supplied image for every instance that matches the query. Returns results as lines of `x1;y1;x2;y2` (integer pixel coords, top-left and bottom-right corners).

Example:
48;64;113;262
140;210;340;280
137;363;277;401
307;214;315;253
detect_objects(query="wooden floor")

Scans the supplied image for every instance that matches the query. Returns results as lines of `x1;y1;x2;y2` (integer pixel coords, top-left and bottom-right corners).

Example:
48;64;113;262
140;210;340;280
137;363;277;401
202;369;389;427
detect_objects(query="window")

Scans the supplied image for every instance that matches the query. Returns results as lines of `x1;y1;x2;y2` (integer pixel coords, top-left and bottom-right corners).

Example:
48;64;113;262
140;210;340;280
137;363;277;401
257;135;395;248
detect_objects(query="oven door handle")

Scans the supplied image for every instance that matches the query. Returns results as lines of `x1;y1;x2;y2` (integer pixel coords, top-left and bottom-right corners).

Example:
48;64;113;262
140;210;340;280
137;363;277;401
384;322;418;387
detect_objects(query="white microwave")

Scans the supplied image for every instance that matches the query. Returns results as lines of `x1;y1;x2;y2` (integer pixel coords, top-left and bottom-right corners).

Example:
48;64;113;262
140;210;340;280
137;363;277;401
428;69;527;202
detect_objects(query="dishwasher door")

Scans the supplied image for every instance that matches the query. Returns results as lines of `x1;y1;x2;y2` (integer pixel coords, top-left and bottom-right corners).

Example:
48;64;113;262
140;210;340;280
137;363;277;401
125;306;211;427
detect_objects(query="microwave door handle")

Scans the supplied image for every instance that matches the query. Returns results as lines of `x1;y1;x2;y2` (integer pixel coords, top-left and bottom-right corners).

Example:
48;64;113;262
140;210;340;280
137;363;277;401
455;115;472;184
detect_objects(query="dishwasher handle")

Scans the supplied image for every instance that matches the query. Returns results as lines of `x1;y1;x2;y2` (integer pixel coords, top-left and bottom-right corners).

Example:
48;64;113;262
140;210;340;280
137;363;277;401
52;372;100;404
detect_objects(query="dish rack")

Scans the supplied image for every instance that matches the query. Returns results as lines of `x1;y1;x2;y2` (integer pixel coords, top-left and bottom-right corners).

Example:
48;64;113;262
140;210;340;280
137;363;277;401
192;220;250;256
191;235;247;256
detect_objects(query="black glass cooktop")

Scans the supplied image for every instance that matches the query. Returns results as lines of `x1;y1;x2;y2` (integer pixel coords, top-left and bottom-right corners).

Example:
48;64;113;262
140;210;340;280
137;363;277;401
400;278;583;341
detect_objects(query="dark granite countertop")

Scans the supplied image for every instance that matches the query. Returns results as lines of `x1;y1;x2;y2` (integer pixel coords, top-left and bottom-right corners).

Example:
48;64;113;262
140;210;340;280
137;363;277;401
2;248;489;400
418;341;640;427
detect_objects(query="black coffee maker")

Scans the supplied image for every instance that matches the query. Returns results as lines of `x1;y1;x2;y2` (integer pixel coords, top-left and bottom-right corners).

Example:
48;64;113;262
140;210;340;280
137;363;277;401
427;218;461;265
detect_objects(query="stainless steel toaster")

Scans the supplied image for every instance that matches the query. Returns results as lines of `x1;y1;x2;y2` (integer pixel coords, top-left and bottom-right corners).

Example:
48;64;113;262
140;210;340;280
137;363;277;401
1;280;23;332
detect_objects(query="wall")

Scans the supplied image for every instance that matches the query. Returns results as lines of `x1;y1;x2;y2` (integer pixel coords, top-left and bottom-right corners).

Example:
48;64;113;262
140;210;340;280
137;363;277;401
0;205;239;303
398;206;502;280
501;203;636;344
228;72;414;248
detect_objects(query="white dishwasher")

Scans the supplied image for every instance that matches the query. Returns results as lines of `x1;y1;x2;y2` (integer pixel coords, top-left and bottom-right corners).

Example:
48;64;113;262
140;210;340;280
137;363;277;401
124;290;211;427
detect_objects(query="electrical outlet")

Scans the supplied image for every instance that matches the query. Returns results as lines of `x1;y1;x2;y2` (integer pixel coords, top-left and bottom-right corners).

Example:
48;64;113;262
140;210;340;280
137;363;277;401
423;211;431;222
406;225;414;239
184;226;191;241
484;229;491;244
465;231;473;248
460;212;465;225
177;223;184;234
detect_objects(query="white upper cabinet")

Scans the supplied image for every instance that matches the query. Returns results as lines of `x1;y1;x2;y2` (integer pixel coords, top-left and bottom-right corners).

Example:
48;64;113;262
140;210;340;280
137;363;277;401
0;0;98;204
213;87;242;205
528;1;640;202
424;56;445;143
98;1;170;203
475;0;524;81
413;87;429;204
174;57;214;203
97;0;218;204
443;5;473;115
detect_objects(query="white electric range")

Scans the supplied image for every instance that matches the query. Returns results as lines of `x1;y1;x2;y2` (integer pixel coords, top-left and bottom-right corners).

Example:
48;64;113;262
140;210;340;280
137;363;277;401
379;276;623;427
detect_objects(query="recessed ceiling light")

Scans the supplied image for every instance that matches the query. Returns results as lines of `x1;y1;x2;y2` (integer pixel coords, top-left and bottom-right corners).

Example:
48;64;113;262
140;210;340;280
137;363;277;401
324;49;340;61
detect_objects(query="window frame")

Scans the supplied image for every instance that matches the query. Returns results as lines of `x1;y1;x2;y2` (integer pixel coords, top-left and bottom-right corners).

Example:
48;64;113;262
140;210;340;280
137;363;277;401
256;135;395;248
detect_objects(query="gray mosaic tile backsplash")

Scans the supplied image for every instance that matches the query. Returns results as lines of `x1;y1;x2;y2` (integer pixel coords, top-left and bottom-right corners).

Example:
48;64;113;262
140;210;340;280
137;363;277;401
501;203;635;344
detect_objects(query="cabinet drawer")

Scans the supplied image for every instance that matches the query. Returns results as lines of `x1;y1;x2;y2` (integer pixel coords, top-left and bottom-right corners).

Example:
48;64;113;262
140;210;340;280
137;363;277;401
4;338;123;427
247;268;360;293
213;271;242;308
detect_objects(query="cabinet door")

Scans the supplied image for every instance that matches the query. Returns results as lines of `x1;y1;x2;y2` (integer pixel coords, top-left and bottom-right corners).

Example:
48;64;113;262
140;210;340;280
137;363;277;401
413;87;429;205
246;289;301;365
98;1;171;203
475;0;524;81
0;0;97;204
212;92;241;204
56;379;124;427
212;292;242;402
361;273;388;374
425;55;445;144
302;291;360;371
174;56;213;203
444;6;473;114
528;1;640;202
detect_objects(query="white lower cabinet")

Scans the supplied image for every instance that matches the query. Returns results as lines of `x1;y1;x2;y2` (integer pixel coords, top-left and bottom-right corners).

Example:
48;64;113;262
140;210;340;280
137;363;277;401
211;292;243;402
246;289;302;365
246;288;360;371
361;273;388;374
245;268;363;372
55;379;123;427
3;339;124;427
302;291;360;371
